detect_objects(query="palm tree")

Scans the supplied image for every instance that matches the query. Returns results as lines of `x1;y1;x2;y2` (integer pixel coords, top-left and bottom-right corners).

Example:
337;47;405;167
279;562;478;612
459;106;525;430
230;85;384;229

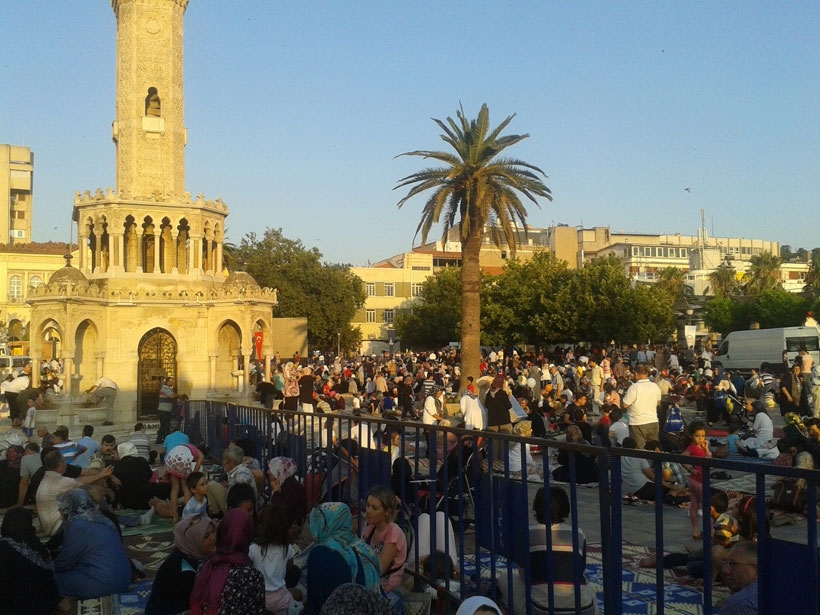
744;252;783;295
708;264;740;298
656;266;686;299
395;103;551;388
804;253;820;300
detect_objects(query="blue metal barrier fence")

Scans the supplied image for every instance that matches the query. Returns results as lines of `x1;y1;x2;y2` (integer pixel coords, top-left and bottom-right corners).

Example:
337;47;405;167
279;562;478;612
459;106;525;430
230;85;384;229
181;400;820;615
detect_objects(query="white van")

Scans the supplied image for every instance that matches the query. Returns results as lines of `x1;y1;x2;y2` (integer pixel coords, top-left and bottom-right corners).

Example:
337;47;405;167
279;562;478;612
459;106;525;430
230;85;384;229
712;326;820;376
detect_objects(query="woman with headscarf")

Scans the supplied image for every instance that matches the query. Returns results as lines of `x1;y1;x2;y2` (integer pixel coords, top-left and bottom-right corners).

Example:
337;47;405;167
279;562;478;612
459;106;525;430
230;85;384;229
304;501;382;615
53;488;132;599
455;596;503;615
283;362;300;411
0;444;24;507
190;508;265;615
146;513;217;615
0;506;68;614
268;456;307;539
113;441;171;510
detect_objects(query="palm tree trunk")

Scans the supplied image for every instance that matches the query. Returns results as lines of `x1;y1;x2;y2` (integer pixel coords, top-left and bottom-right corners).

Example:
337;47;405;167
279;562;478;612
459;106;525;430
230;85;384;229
460;228;482;392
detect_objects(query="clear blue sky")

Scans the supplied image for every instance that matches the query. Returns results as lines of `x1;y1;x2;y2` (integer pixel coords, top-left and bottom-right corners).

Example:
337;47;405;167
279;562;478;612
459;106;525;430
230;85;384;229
1;1;818;265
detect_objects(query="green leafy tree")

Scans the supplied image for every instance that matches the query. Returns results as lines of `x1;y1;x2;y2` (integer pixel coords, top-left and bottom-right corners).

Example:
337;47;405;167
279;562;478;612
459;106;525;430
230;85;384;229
629;284;677;343
480;252;573;346
393;267;462;349
750;289;810;329
235;228;366;352
743;252;783;295
702;297;747;335
396;103;551;387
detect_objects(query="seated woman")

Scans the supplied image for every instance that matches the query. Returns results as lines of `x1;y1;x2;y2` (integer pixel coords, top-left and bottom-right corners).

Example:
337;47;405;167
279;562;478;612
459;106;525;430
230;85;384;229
190;508;265;615
361;486;408;615
737;397;774;454
145;514;217;615
552;426;599;484
113;442;171;510
53;488;132;600
0;506;68;614
511;486;598;615
304;501;382;615
268;456;307;541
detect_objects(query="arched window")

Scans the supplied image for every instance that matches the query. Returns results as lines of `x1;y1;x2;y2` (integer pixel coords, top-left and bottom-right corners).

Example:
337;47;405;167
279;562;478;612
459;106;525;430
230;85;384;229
145;87;161;117
9;275;22;301
29;275;43;289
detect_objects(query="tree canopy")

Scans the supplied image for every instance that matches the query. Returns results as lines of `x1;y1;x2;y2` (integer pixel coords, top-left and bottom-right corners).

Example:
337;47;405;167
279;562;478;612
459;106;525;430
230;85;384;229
233;228;366;352
395;254;677;349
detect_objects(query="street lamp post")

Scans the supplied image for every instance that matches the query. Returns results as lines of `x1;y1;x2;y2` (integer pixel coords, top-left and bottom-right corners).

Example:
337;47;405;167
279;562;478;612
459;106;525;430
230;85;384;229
337;332;341;358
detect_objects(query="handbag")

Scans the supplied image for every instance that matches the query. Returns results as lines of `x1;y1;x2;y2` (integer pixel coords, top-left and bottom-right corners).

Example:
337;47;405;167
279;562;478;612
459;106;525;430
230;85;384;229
771;479;807;512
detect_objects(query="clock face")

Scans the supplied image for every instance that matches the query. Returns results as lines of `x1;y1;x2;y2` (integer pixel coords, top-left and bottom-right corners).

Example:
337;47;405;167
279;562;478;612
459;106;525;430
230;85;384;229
145;17;161;35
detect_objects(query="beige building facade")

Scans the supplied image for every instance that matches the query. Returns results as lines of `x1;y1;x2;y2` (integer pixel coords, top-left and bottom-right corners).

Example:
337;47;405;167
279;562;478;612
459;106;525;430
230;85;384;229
0;144;34;245
27;0;302;421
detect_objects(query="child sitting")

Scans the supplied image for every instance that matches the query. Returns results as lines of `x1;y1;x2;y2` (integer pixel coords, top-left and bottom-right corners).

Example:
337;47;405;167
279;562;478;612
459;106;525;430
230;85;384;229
249;504;301;614
726;424;740;454
144;471;208;522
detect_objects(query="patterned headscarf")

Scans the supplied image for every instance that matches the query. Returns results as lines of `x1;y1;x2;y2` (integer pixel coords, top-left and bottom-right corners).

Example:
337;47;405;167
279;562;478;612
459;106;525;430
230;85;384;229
5;445;24;470
58;488;114;529
267;457;298;486
174;513;216;562
308;501;381;591
319;583;391;615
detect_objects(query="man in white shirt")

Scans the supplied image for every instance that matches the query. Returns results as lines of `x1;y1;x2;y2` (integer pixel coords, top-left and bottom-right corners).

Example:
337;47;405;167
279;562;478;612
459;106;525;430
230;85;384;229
622;364;662;450
85;377;119;425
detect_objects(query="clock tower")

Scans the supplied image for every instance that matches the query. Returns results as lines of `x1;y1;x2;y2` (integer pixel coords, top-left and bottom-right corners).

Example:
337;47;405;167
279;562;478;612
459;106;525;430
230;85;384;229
111;0;188;200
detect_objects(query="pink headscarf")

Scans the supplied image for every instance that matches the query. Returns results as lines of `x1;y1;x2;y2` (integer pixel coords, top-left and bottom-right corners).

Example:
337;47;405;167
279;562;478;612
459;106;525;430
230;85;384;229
189;508;254;615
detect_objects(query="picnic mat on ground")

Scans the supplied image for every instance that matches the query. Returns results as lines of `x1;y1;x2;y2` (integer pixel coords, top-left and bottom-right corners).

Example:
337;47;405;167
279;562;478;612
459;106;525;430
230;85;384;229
116;509;175;537
118;579;153;615
464;544;730;614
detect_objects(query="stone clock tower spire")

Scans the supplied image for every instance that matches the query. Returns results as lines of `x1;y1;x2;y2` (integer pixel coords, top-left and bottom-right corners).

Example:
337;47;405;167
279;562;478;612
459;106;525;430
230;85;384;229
111;0;189;200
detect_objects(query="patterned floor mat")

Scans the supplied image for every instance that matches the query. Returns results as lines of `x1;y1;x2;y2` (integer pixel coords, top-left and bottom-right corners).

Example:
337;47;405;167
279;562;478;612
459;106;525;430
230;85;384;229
463;543;730;614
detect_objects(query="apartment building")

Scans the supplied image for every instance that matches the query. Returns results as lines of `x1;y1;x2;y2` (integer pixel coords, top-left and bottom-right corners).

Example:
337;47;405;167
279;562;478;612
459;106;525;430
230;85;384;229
0;144;34;244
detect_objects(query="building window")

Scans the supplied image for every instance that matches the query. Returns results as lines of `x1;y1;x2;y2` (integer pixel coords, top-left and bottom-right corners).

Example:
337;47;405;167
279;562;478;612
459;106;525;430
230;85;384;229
16;211;25;219
631;246;640;257
384;309;394;324
29;275;43;289
411;283;424;297
384;283;395;297
366;309;376;323
9;275;22;301
643;247;653;257
679;248;687;257
365;282;375;296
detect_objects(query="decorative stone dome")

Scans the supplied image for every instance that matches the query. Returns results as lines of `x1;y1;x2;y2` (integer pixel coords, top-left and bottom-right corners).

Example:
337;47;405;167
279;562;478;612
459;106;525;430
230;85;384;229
48;255;89;286
222;270;260;292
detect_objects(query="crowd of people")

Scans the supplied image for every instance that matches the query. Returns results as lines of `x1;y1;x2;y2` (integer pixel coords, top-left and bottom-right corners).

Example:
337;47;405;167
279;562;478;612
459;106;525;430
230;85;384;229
1;342;817;613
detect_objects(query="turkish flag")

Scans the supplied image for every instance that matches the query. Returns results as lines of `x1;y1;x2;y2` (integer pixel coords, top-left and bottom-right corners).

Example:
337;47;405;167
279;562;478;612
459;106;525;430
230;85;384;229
253;332;264;361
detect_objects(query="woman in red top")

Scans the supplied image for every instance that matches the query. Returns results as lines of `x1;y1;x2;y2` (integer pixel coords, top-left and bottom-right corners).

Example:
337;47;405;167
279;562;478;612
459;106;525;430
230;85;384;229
682;421;711;539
